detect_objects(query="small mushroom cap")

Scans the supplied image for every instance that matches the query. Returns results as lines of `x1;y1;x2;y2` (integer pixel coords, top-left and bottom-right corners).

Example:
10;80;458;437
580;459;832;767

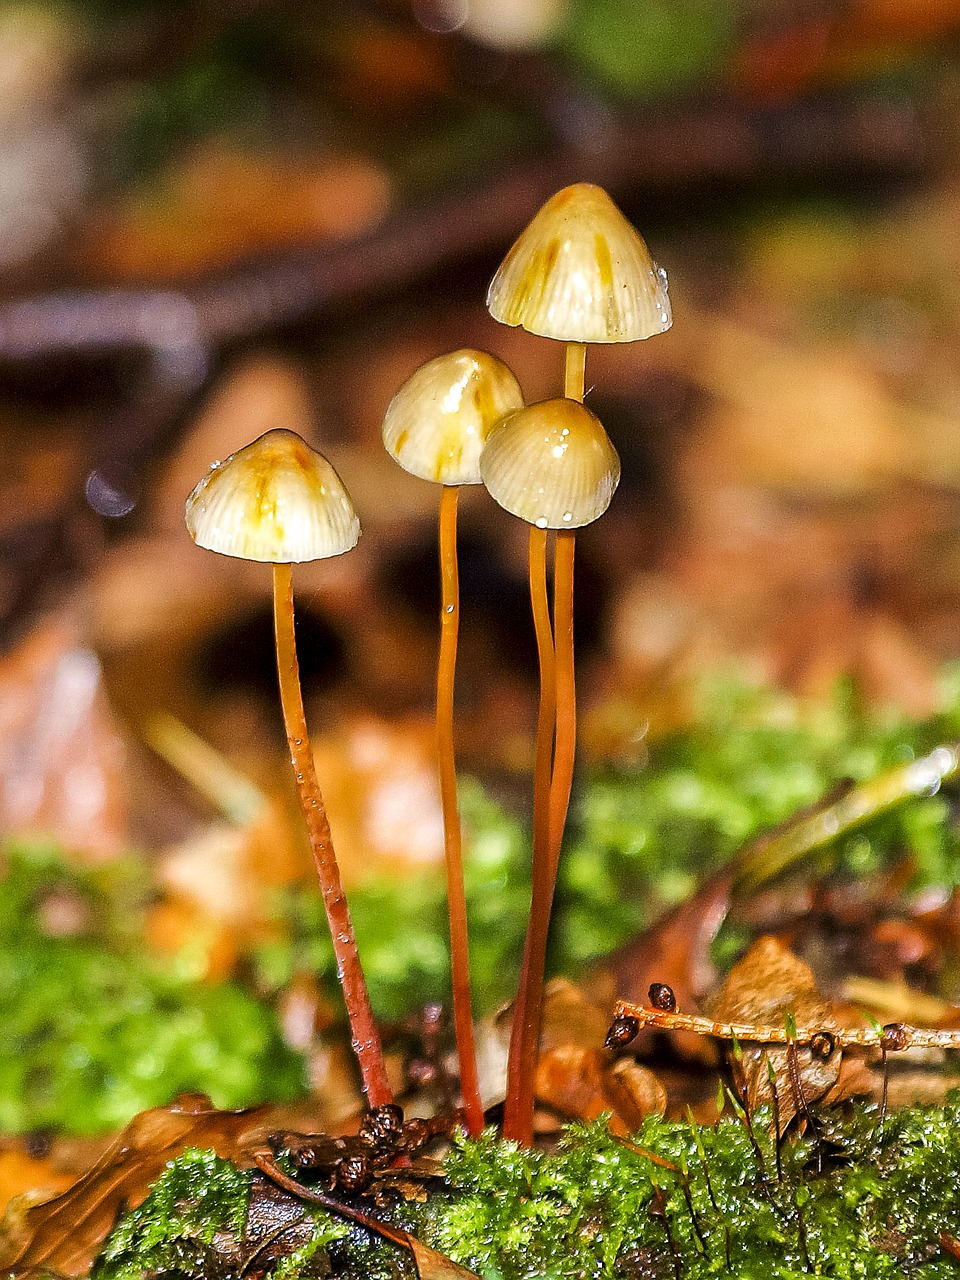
382;348;524;485
480;398;620;529
487;183;671;343
185;428;360;563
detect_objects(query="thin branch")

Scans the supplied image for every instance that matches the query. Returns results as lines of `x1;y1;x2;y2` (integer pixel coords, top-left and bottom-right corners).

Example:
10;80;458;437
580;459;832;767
608;999;960;1053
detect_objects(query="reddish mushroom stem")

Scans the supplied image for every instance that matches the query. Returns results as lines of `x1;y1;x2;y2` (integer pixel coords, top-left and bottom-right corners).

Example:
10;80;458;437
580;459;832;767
272;562;392;1108
504;342;586;1144
548;530;577;871
436;484;484;1137
503;525;556;1143
550;340;585;865
529;531;557;878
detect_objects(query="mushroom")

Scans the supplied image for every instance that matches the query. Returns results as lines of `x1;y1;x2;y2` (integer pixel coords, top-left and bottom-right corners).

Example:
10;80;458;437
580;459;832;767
382;348;524;1135
480;398;620;1143
487;183;669;1142
486;181;671;348
185;427;391;1107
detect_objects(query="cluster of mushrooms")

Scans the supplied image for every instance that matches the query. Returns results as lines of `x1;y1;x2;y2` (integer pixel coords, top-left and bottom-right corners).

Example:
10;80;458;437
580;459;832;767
184;182;672;1148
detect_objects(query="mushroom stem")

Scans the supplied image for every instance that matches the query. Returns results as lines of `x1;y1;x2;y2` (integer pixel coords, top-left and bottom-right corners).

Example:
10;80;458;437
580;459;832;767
436;484;484;1137
503;525;556;1144
504;345;588;1144
529;530;557;879
564;341;586;401
550;339;584;868
548;531;577;870
272;562;392;1108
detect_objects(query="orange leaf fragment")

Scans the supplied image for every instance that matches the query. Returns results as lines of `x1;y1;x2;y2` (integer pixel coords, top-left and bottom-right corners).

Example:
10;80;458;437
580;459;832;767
0;1095;264;1278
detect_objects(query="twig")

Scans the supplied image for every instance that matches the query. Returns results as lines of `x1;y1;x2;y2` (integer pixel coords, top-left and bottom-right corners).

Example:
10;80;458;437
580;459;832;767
607;1000;960;1053
0;95;927;366
252;1150;479;1280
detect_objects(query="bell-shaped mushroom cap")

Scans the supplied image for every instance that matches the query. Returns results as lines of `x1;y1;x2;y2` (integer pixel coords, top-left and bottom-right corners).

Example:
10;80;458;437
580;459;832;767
185;428;360;563
480;398;620;529
487;183;671;343
382;348;524;486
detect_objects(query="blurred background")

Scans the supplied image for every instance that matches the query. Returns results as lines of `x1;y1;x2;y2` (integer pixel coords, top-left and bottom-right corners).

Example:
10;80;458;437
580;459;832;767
7;0;960;809
6;0;960;1151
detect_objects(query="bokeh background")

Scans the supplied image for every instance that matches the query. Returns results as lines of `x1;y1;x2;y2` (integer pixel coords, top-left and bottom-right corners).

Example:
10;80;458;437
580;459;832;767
5;0;960;1153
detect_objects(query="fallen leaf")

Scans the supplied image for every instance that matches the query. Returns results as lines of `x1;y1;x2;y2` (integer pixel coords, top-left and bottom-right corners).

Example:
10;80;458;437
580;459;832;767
539;977;613;1051
533;979;665;1132
597;870;733;1065
535;1044;665;1134
0;618;129;861
311;715;446;885
703;935;850;1130
0;1151;73;1221
0;1095;264;1277
83;147;392;283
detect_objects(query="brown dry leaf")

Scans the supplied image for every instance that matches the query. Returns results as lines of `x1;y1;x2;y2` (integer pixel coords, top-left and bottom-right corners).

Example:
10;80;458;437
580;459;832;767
0;618;129;861
152;354;318;537
598;870;733;1065
311;715;445;886
0;1150;73;1220
533;979;665;1133
844;975;960;1030
535;1044;665;1134
693;318;905;495
0;1095;264;1277
539;977;612;1051
853;611;941;719
82;147;392;283
703;935;852;1130
148;804;302;981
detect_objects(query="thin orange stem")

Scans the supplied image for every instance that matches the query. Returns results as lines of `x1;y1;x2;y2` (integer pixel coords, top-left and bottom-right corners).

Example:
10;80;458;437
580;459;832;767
551;338;584;866
503;525;556;1144
503;340;587;1144
272;562;391;1108
548;530;577;875
436;485;484;1137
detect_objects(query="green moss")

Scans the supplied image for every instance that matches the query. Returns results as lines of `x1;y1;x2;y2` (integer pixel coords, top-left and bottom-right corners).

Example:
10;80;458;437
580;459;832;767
555;671;960;972
423;1104;960;1276
92;1149;253;1280
554;0;742;99
11;670;960;1134
0;842;304;1134
93;1101;960;1278
257;670;960;1019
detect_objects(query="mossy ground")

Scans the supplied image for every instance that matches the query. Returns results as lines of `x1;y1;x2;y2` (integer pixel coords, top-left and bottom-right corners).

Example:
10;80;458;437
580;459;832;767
259;668;960;1019
93;1101;960;1278
9;670;960;1134
0;843;303;1134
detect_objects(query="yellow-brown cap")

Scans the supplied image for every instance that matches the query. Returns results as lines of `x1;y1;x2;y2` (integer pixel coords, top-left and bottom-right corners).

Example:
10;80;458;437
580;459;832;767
382;348;523;485
185;428;360;562
480;398;620;528
487;183;671;343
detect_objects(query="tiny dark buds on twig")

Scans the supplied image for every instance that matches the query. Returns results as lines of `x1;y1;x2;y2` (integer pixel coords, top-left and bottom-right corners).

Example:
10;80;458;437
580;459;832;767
604;1012;641;1050
359;1103;405;1147
809;1032;837;1062
648;982;677;1012
880;1023;910;1052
